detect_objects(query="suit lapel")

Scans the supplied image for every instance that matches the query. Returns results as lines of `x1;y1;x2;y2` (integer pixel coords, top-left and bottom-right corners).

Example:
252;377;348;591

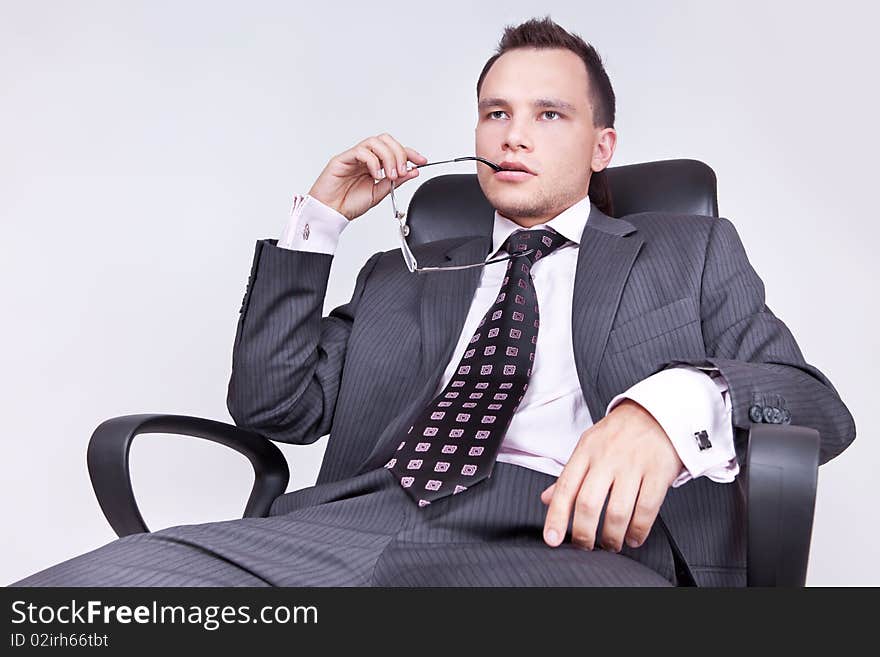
417;236;492;384
358;235;491;473
572;203;644;419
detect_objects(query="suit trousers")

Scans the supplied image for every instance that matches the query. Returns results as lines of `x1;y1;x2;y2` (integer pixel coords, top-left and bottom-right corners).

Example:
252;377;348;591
10;462;677;587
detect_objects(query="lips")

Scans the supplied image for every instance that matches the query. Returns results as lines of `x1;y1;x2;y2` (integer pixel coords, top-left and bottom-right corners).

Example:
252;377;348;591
497;160;536;175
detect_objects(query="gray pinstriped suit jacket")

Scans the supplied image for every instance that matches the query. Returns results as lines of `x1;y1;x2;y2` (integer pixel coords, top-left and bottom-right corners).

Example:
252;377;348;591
226;201;856;586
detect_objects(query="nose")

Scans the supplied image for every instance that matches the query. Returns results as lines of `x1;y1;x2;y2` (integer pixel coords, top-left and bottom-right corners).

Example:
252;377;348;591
501;117;533;153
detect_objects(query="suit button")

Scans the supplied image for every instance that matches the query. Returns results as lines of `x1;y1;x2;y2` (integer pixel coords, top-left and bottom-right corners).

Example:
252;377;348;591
770;408;784;423
782;409;791;424
749;405;764;423
762;406;776;423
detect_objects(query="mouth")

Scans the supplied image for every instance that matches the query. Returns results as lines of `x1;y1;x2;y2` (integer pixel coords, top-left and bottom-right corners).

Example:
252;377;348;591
497;160;536;174
494;160;537;182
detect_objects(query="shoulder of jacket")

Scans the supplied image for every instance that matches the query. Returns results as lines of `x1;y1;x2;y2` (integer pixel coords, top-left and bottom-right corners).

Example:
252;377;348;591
619;212;727;258
620;210;718;234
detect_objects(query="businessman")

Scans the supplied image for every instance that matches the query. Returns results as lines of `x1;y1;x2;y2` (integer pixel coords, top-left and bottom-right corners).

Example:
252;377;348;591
11;16;855;587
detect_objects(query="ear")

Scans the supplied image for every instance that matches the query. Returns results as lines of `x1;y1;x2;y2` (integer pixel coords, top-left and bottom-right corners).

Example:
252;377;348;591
591;127;617;173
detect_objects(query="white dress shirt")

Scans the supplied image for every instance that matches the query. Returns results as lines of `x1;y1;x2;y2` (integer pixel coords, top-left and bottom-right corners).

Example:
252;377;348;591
277;193;739;487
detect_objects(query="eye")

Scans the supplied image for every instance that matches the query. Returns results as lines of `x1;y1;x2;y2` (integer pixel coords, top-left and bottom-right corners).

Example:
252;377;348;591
485;109;562;120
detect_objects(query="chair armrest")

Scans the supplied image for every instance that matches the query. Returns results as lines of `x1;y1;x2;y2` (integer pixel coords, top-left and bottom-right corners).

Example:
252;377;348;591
87;413;290;538
745;423;820;587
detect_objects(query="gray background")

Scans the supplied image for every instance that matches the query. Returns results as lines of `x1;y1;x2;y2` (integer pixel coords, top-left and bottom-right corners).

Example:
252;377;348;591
2;0;876;586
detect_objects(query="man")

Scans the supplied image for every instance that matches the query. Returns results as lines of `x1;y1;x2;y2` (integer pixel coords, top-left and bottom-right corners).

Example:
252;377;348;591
11;16;854;587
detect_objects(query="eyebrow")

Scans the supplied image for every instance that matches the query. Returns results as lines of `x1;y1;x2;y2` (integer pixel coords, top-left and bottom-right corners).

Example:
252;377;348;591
477;97;578;112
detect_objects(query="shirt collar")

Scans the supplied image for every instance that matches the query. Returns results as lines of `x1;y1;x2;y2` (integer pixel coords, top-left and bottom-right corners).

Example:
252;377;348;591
488;194;591;260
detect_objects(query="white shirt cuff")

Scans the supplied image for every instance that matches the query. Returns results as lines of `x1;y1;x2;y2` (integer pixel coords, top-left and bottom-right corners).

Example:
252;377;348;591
278;194;349;254
606;364;738;488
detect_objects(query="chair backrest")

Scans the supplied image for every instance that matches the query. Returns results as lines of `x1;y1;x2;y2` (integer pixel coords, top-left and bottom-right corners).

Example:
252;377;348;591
405;158;719;246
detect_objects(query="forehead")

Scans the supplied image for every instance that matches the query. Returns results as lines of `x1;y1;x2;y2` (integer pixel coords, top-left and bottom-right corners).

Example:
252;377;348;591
480;47;590;105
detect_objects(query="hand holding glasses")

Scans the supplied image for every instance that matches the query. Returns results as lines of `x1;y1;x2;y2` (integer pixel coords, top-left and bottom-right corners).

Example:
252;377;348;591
388;156;534;274
302;134;533;274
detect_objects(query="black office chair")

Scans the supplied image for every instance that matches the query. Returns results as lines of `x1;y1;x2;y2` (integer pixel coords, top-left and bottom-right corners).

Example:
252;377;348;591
87;158;821;587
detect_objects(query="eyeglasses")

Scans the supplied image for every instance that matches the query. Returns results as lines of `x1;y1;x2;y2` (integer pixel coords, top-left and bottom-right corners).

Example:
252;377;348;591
388;156;535;274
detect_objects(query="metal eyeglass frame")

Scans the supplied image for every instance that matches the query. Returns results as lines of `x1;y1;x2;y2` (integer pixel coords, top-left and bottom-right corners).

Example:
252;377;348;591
388;156;534;274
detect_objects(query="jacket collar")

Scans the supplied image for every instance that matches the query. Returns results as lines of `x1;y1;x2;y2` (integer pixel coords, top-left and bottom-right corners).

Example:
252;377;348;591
443;197;637;263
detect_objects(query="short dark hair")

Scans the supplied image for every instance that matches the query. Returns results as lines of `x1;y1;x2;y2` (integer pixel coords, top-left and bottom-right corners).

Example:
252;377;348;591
476;16;617;215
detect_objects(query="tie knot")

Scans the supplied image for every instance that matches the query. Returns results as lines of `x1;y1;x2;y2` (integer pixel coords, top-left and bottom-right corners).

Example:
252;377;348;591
503;228;569;265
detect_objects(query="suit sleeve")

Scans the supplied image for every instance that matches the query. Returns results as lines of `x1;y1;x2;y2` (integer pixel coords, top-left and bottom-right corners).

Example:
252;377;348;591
226;240;383;444
662;216;856;467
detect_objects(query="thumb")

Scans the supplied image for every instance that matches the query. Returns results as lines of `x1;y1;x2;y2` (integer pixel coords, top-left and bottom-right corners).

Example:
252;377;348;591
540;482;556;504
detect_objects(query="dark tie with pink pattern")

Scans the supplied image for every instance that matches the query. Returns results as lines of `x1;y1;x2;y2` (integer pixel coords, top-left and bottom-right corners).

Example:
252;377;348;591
385;227;571;506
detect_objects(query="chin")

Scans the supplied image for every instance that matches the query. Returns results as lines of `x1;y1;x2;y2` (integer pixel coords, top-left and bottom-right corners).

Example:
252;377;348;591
486;183;531;203
486;197;544;222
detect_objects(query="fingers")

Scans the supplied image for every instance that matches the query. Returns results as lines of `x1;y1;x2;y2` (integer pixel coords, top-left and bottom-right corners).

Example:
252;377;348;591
596;475;640;552
364;136;400;181
368;134;426;180
376;133;426;177
542;470;640;552
338;133;426;184
569;468;613;550
624;475;667;549
353;146;383;181
404;145;429;166
544;472;664;551
542;448;590;547
315;134;424;221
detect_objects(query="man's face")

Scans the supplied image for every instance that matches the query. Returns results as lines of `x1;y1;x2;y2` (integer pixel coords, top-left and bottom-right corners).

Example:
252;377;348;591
475;47;616;227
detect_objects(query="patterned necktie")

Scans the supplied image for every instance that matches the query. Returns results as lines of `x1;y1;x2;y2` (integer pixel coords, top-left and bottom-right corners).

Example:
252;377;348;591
385;227;571;506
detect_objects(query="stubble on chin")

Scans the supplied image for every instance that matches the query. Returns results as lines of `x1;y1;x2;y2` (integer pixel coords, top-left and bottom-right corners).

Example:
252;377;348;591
487;184;569;223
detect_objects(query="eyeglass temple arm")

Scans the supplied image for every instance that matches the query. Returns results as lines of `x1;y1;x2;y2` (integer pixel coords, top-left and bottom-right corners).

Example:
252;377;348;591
408;156;503;172
392;155;501;214
391;156;507;272
412;249;536;274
